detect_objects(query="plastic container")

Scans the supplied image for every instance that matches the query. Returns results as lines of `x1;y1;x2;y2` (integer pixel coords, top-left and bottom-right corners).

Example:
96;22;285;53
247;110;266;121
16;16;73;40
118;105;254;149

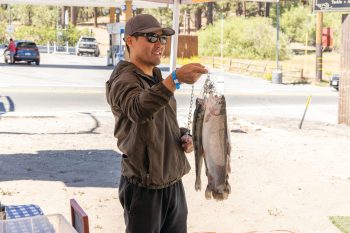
0;214;77;233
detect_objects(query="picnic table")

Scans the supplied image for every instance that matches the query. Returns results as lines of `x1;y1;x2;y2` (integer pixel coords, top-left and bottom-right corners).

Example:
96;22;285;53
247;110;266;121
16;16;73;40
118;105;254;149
0;204;77;233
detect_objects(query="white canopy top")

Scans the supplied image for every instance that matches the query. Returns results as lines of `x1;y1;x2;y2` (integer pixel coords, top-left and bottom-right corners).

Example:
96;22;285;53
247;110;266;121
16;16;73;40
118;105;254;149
0;0;278;8
0;0;171;8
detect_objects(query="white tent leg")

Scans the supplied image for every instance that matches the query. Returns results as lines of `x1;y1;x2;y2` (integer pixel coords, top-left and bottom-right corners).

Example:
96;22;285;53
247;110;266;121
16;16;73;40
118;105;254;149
170;0;180;72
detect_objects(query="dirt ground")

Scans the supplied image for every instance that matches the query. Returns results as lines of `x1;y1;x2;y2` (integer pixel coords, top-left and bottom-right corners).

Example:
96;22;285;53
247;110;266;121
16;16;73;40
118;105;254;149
1;112;350;233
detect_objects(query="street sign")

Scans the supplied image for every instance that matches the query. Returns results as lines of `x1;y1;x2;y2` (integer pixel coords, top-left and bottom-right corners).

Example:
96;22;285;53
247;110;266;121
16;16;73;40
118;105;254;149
6;25;14;34
314;0;350;12
107;23;125;34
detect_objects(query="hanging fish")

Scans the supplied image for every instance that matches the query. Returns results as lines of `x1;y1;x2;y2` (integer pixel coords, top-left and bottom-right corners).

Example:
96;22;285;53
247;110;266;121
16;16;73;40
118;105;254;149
193;93;231;201
192;98;205;191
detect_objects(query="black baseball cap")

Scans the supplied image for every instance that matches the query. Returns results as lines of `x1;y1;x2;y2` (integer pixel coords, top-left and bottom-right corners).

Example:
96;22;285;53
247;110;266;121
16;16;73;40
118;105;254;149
124;14;175;39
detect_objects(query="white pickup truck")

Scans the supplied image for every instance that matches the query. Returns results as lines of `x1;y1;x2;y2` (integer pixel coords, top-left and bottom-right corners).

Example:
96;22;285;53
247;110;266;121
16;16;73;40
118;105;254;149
76;36;100;57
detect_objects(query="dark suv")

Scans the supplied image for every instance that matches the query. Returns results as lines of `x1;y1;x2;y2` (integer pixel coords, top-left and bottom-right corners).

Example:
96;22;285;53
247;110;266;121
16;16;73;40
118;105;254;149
329;74;340;91
4;40;40;65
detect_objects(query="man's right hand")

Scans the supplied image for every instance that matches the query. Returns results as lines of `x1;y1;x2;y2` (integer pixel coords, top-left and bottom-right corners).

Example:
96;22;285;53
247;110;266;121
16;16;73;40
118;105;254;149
162;63;208;93
176;63;208;84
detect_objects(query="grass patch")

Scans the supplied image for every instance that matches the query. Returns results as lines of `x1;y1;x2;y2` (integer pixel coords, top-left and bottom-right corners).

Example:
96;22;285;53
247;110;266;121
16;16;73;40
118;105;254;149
330;216;350;233
312;80;331;87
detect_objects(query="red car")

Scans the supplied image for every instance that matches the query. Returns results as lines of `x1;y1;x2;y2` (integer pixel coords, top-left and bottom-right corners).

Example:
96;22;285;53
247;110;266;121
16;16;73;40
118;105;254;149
4;40;40;65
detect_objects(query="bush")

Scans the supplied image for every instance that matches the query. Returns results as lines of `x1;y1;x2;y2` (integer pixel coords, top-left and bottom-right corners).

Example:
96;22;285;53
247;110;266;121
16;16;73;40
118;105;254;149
13;25;90;45
0;22;6;44
198;16;290;60
14;26;56;44
263;72;272;81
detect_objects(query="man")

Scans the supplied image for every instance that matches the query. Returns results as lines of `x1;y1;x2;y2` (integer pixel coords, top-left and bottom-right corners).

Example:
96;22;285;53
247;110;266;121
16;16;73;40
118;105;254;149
106;14;208;233
8;38;16;64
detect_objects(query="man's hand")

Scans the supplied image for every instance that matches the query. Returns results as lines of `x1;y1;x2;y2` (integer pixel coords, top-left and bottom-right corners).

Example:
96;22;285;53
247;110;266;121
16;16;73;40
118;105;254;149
176;63;208;84
162;63;208;92
181;134;194;154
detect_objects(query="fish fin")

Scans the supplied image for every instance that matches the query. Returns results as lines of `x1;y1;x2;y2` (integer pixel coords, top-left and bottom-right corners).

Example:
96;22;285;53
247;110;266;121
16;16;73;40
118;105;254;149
195;178;201;191
225;182;231;194
205;186;212;200
212;191;228;201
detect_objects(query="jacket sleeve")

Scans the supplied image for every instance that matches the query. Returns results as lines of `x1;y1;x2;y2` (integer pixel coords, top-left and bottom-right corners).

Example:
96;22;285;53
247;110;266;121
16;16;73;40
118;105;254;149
108;73;174;123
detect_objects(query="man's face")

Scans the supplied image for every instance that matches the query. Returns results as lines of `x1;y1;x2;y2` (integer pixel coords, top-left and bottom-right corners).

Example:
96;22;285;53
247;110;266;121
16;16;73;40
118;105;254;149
127;30;166;67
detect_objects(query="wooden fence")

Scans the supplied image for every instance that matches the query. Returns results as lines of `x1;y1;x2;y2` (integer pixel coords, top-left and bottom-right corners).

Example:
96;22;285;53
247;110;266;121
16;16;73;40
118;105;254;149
205;56;306;83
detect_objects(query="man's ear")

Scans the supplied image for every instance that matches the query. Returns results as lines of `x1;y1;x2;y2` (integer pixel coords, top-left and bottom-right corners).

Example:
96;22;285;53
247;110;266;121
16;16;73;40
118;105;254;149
126;36;133;48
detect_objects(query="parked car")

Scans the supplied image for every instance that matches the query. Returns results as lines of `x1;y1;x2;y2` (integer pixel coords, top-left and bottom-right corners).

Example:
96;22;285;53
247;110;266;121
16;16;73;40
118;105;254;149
4;40;40;65
329;74;340;91
76;36;100;57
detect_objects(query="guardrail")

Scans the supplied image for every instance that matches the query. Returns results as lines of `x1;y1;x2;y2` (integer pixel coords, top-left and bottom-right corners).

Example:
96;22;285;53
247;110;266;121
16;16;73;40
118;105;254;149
37;43;76;54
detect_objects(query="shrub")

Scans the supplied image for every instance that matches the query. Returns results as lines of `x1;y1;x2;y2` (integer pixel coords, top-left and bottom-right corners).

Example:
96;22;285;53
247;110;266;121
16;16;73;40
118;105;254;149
264;72;272;81
198;16;290;60
13;25;90;45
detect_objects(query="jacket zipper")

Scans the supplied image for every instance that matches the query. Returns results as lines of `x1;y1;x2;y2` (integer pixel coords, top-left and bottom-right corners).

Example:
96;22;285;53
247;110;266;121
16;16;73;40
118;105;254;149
145;146;150;187
146;173;150;187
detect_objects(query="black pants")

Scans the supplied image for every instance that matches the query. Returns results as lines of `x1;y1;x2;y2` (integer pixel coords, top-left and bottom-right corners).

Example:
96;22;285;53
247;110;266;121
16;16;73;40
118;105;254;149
119;176;188;233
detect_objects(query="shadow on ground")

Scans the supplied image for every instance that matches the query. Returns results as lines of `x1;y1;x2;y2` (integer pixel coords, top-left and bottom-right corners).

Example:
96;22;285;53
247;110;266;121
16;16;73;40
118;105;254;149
0;63;114;70
0;150;121;188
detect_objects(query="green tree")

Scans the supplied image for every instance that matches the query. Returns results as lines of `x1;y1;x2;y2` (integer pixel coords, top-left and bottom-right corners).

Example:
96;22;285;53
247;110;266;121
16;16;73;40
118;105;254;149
280;6;314;43
32;6;58;27
142;7;173;27
12;4;35;25
0;22;6;43
198;16;290;60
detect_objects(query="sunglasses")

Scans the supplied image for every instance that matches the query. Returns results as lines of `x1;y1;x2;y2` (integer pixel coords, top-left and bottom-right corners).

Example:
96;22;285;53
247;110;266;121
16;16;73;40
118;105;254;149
132;32;168;45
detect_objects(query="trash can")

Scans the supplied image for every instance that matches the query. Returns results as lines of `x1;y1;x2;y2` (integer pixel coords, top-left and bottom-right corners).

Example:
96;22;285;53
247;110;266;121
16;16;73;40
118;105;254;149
272;69;283;84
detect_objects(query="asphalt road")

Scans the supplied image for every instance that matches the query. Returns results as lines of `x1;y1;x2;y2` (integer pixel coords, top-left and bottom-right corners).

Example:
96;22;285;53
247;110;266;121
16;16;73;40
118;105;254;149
0;53;339;124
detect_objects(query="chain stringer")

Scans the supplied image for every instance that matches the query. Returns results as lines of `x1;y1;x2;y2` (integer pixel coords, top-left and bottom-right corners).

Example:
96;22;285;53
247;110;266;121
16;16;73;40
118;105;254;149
186;73;217;134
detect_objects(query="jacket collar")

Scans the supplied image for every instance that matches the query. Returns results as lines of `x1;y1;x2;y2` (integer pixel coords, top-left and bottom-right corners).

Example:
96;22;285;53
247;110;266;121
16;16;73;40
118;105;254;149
133;66;162;84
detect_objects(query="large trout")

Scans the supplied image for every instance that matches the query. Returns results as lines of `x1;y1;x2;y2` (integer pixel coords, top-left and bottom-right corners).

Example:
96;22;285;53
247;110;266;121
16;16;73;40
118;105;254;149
193;94;231;200
192;98;205;191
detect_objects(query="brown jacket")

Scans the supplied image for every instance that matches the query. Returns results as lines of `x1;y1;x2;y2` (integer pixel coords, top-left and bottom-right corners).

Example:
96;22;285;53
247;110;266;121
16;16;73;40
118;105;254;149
106;61;191;189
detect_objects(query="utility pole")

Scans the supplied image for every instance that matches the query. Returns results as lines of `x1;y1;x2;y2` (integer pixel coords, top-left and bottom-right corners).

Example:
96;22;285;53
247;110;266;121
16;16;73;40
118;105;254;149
124;0;133;61
315;12;323;82
71;6;78;26
125;0;133;22
339;14;350;125
109;7;115;23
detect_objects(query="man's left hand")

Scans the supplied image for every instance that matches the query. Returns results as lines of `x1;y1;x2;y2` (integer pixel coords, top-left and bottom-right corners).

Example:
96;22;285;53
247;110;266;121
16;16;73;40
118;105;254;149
181;134;194;153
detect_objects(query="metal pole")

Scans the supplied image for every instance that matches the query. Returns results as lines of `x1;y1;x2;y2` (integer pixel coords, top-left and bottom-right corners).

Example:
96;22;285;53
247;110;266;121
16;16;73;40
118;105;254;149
276;0;280;70
316;12;323;82
218;14;224;95
8;4;12;38
170;0;180;72
299;96;312;129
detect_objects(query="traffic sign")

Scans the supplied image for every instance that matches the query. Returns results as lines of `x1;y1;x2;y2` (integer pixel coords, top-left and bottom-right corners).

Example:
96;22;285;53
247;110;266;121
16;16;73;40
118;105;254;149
6;25;14;34
314;0;350;12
